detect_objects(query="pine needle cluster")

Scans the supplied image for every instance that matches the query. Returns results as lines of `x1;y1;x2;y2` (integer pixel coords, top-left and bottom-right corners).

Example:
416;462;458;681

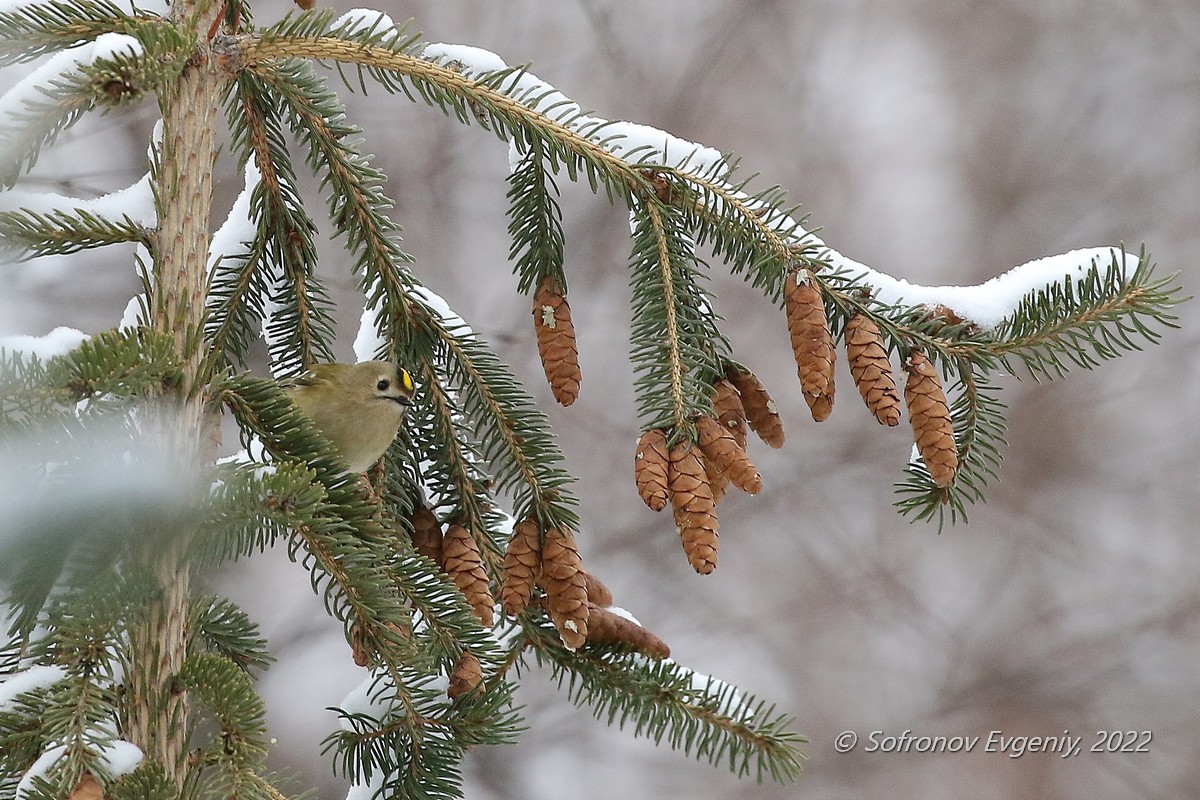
0;2;1183;799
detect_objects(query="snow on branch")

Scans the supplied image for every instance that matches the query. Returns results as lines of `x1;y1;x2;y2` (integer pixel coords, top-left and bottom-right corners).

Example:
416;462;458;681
417;42;1137;332
421;43;726;178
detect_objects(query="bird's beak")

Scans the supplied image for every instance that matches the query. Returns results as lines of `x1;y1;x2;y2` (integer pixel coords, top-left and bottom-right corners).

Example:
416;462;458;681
394;396;413;407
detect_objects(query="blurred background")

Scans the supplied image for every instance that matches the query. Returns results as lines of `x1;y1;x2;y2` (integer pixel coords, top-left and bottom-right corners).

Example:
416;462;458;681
2;1;1198;798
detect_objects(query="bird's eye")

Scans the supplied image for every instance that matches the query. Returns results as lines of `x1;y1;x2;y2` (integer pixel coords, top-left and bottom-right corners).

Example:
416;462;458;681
376;379;390;391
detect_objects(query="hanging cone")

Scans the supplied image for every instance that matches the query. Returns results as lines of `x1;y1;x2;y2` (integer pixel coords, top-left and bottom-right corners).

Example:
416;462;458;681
904;349;958;487
726;366;785;448
501;518;541;616
448;651;484;700
585;604;671;659
695;415;762;494
668;442;719;574
710;378;748;449
581;570;613;607
785;268;836;419
634;428;671;512
845;313;901;426
540;527;589;649
408;502;444;565
69;774;103;800
442;524;495;628
533;276;581;406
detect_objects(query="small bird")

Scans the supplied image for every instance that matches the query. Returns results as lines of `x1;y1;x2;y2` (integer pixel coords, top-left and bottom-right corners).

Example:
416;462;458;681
285;361;415;472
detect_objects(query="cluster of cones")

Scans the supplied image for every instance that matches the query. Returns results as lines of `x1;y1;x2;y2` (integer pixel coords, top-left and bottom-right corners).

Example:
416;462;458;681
633;366;781;574
632;268;960;573
784;268;958;488
528;264;957;588
499;518;669;660
369;505;670;698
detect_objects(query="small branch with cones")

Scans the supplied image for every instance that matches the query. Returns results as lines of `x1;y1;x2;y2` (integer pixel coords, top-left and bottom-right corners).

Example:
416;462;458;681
626;263;971;573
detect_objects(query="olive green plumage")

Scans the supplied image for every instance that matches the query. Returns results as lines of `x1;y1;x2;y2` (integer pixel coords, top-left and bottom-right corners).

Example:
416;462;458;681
286;361;415;472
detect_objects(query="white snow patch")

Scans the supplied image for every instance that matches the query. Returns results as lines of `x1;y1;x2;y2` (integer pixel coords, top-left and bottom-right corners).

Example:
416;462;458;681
15;739;142;798
332;8;396;40
118;244;153;330
0;172;156;228
15;744;66;798
353;277;387;363
0;666;67;710
0;37;143;145
826;246;1137;330
423;43;725;179
0;32;145;135
346;775;384;800
216;436;273;469
207;160;260;278
0;326;88;359
98;740;143;777
421;43;508;74
407;284;474;336
91;32;143;61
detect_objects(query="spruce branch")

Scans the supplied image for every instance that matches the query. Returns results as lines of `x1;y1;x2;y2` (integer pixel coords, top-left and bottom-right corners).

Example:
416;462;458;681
190;595;274;673
507;138;568;295
214;373;498;674
521;621;806;782
0;206;151;259
323;667;522;800
628;200;729;436
0;67;96;188
177;651;275;797
235;27;647;202
245;57;413;284
0;0;140;66
989;248;1184;379
420;306;580;532
671;166;818;298
226;70;337;376
894;362;1008;527
396;362;507;566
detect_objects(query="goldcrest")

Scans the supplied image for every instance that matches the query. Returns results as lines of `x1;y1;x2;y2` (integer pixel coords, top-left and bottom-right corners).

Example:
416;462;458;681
285;361;415;472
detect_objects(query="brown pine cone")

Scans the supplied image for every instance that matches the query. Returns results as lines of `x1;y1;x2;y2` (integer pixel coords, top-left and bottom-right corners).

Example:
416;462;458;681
408;502;444;564
668;442;719;574
710;379;748;449
585;604;671;659
500;518;541;616
540;527;589;649
695;415;762;495
442;524;495;628
845;313;901;426
70;774;103;800
533;277;581;406
581;570;613;607
448;651;484;700
726;366;785;448
904;349;958;487
634;428;671;512
785;269;836;418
